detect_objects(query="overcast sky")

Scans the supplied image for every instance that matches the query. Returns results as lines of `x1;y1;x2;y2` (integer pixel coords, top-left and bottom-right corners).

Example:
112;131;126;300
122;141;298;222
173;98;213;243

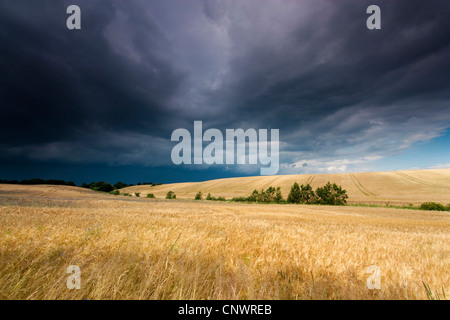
0;0;449;184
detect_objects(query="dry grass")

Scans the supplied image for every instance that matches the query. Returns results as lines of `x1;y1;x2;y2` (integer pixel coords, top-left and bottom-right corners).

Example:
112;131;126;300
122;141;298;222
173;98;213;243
0;185;449;300
122;169;450;206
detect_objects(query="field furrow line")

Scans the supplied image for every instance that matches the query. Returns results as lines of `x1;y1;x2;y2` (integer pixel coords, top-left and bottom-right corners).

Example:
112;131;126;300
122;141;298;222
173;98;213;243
393;172;450;190
306;175;314;185
350;174;376;197
260;176;283;190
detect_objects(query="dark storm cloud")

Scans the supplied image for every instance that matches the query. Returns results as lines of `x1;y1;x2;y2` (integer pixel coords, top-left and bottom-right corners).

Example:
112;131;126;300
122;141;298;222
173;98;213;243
194;0;450;172
0;0;186;164
203;0;450;126
0;0;449;174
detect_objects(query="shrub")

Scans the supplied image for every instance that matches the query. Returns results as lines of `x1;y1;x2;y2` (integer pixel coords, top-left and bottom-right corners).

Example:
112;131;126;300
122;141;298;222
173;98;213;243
195;191;203;200
135;193;140;197
205;193;225;201
419;202;446;211
146;193;155;199
122;193;132;197
231;197;249;202
110;190;120;196
166;191;176;199
315;182;348;205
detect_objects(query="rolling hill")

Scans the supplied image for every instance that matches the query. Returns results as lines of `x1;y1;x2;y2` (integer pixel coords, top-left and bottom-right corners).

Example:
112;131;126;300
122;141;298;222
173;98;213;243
121;169;450;205
0;184;102;200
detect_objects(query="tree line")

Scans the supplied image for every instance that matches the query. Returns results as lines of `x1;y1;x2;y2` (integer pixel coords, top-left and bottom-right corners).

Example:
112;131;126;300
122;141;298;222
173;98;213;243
231;182;348;205
0;178;162;191
187;182;349;206
81;181;163;192
0;178;76;186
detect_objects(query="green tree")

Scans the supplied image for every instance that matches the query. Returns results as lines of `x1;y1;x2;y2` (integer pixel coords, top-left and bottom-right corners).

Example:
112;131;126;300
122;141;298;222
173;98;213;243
315;182;348;205
90;181;115;193
248;189;260;202
146;193;155;199
261;186;282;203
287;182;301;204
114;181;128;189
265;186;276;202
274;187;283;203
195;191;203;200
300;184;315;203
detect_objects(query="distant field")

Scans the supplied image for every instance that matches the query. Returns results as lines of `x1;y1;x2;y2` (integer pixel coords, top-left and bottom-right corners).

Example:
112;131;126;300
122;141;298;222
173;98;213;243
0;183;449;300
122;169;450;206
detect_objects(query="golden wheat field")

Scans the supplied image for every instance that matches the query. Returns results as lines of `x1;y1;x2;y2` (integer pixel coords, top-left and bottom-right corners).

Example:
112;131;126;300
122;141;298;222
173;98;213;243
122;169;450;206
0;178;449;300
